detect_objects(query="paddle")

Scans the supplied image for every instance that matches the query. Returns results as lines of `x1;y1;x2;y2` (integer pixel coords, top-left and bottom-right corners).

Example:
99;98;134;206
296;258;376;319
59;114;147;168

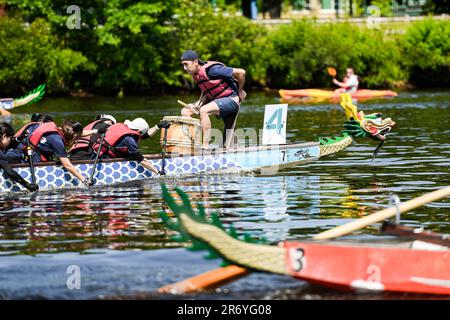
88;133;106;186
223;108;239;149
327;67;337;77
158;185;450;294
25;135;37;186
158;265;249;294
160;124;169;175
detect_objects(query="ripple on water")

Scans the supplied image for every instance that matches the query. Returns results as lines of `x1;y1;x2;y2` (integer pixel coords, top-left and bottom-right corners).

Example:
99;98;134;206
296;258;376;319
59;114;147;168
0;92;449;299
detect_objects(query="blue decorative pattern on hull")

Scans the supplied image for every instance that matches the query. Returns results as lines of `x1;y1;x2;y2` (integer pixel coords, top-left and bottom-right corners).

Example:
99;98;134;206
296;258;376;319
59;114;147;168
0;143;319;193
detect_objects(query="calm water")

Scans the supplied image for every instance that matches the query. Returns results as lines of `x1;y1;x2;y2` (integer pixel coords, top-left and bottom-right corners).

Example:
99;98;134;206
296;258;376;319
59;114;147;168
0;90;449;299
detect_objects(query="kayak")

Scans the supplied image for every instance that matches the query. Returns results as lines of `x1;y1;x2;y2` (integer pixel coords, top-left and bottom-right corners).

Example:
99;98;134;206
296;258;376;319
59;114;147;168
279;88;398;100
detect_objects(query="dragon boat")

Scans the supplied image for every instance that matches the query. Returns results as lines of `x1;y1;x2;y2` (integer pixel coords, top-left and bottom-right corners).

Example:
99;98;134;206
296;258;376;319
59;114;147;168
0;84;46;117
0;94;395;194
159;185;450;296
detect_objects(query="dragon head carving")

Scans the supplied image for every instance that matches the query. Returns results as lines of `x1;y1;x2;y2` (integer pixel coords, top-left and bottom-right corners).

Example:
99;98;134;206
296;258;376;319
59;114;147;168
340;93;395;141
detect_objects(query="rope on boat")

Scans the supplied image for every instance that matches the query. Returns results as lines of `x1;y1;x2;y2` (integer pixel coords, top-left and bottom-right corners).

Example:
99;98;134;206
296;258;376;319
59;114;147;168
179;214;287;274
319;135;353;157
162;116;201;126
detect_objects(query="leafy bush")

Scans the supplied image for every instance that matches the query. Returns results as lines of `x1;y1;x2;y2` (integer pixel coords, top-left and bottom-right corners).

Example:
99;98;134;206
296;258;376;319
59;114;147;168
0;17;92;94
400;19;450;87
0;1;449;93
260;20;406;88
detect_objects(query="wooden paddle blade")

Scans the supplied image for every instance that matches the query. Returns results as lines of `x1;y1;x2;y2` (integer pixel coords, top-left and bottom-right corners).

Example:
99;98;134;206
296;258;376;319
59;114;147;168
327;67;337;77
158;265;249;294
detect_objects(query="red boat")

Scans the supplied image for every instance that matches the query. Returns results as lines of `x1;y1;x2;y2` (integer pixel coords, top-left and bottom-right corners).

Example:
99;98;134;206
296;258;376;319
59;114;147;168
161;210;450;295
284;239;449;295
160;185;450;296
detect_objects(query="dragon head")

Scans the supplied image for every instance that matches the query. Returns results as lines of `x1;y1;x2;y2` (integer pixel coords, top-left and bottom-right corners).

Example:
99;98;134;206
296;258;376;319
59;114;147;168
340;93;395;141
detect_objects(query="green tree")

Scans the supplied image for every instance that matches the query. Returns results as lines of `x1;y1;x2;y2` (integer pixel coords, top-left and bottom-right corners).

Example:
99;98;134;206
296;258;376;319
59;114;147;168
400;19;450;87
0;16;91;94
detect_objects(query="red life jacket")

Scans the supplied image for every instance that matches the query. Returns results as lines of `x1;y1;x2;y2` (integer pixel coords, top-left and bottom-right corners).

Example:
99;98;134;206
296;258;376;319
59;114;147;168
192;61;235;101
93;123;141;158
68;119;105;154
29;122;65;162
14;122;40;139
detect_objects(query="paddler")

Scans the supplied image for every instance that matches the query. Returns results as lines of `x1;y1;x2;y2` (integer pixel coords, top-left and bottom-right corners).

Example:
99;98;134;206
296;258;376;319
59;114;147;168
91;118;169;175
5;113;54;163
333;68;359;93
25;119;91;186
69;114;117;160
0;122;39;191
179;50;246;149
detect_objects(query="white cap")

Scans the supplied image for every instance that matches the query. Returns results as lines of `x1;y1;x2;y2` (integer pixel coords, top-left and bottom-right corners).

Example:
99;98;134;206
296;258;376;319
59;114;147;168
99;114;117;124
124;118;149;135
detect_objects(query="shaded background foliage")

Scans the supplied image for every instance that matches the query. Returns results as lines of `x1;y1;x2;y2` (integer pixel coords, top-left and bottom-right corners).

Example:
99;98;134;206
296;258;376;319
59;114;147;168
0;0;448;96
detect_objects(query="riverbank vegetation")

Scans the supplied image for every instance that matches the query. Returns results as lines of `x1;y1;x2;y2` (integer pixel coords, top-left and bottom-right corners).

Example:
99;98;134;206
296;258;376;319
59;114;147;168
0;0;448;96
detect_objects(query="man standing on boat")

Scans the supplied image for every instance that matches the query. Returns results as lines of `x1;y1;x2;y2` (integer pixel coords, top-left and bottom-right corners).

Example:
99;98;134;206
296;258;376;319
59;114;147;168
333;68;359;93
180;50;246;149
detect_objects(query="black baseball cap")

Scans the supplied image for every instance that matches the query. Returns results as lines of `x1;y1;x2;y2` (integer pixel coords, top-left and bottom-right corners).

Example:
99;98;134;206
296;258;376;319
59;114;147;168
180;50;199;61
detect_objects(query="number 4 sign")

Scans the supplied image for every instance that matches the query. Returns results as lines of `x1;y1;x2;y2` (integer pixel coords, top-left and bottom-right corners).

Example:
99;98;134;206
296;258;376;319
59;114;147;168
262;104;288;145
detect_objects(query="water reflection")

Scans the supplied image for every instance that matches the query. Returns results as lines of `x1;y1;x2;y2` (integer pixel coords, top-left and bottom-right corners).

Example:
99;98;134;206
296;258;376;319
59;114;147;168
0;91;449;298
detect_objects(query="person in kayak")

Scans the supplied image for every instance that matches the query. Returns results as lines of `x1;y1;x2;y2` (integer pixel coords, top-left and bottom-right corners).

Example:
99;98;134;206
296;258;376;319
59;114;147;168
92;118;168;175
0;122;39;191
179;50;246;149
69;114;117;160
333;68;359;93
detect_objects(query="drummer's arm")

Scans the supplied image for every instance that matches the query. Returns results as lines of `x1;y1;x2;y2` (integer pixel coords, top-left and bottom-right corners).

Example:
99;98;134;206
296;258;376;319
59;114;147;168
186;99;202;112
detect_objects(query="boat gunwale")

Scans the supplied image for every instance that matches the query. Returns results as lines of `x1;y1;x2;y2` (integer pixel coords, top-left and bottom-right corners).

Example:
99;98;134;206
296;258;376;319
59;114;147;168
284;239;449;251
9;142;320;169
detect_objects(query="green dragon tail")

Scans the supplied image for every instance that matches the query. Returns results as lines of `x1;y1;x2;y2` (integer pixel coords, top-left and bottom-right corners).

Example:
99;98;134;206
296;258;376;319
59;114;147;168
13;84;46;108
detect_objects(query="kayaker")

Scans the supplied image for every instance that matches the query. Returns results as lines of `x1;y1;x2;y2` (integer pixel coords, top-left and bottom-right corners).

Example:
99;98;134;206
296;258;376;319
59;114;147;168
92;118;168;175
180;50;246;149
69;114;117;160
333;68;359;93
0;122;39;191
27;119;91;186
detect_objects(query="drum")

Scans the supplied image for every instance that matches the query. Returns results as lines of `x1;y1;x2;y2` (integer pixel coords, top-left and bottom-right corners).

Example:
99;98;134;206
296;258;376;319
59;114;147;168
160;116;202;155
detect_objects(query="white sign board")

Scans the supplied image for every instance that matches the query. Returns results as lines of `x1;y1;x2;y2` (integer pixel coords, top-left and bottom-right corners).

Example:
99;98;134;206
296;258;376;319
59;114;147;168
262;104;288;145
0;99;14;110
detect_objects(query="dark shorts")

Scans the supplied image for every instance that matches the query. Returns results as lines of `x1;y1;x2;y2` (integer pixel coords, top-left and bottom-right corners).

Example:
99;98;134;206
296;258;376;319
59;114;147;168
215;97;239;119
